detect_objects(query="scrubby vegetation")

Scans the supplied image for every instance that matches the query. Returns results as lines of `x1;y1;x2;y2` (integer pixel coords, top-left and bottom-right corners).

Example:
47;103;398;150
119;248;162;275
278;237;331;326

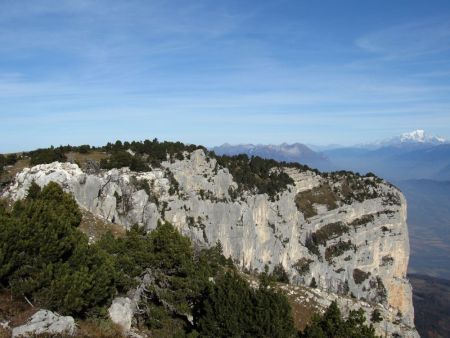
312;222;349;246
0;182;115;317
194;271;297;338
296;172;385;218
349;214;375;228
325;240;356;263
100;150;148;172
28;147;67;165
296;183;338;218
304;222;352;260
0;153;18;173
4;138;392;205
270;263;290;283
0;183;297;336
99;140;309;199
300;300;378;338
0;182;381;336
293;258;314;276
353;268;371;285
102;139;203;168
214;154;296;200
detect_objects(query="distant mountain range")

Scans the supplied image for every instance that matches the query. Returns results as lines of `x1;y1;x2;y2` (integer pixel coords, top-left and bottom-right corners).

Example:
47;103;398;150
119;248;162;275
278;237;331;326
323;130;450;181
212;130;450;181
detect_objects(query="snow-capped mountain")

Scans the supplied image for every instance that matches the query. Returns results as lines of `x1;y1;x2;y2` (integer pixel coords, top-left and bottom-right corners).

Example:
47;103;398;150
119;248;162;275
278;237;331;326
368;129;448;149
398;129;447;144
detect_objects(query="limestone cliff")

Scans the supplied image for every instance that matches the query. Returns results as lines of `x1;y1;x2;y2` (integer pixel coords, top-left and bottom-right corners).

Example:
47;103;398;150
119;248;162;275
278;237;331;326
2;149;418;337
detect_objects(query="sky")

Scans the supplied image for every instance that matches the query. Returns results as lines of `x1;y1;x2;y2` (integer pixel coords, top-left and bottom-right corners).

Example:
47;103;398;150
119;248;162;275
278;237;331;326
1;0;450;152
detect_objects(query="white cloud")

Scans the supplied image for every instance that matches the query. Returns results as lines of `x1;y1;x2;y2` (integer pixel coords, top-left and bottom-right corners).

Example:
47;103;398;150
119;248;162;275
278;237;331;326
355;18;450;60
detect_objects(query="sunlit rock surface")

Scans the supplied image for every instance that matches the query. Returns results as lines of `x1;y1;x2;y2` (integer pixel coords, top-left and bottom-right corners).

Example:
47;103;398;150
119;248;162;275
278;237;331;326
3;149;418;336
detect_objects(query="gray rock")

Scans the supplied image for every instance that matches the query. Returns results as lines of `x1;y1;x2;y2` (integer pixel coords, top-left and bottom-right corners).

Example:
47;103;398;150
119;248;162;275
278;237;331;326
108;297;133;331
12;309;75;337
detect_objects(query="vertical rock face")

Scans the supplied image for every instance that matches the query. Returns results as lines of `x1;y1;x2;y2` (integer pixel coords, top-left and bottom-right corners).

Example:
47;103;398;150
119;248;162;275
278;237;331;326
3;149;417;335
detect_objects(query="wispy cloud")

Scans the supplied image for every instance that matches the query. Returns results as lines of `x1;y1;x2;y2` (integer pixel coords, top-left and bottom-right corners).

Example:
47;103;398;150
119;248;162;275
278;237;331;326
1;1;450;151
355;18;450;60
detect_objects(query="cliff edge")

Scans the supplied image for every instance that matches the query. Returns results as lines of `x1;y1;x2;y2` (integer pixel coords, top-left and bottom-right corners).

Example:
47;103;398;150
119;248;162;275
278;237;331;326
2;149;418;337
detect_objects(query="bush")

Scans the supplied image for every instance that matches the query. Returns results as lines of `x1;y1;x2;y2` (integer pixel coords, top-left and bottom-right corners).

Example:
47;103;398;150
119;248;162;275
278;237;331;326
77;144;91;154
215;154;295;199
353;268;371;285
100;151;148;172
194;271;297;338
293;258;313;276
300;301;377;337
0;182;116;317
5;153;18;165
371;309;382;323
28;148;67;165
325;241;355;263
312;222;349;246
0;154;5;173
271;263;290;283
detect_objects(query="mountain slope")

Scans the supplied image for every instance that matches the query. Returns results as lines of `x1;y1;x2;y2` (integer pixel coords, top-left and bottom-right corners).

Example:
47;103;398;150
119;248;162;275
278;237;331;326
2;146;418;337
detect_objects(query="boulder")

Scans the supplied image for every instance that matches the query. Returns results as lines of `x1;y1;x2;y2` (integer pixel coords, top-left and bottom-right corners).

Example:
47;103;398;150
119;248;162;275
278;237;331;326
108;297;133;331
12;309;75;337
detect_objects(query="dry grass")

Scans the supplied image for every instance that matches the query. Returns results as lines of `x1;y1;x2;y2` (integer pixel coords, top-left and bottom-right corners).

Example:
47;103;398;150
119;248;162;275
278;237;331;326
76;319;125;338
0;290;127;338
65;151;108;168
0;290;38;328
280;284;322;332
0;326;11;338
288;297;317;331
78;209;126;241
0;159;31;186
295;183;338;218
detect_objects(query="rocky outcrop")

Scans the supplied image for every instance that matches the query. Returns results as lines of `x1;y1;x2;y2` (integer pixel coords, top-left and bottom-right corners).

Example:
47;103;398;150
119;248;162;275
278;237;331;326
2;149;418;336
12;310;75;337
276;282;419;338
108;297;134;332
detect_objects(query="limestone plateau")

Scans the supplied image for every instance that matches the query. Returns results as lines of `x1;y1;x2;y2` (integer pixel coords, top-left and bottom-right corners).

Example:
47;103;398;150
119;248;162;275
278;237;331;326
3;149;419;337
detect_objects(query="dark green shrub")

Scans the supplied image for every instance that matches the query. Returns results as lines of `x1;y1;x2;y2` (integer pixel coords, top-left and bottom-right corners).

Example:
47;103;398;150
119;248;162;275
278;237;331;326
349;214;375;228
312;222;349;246
194;271;297;338
325;241;355;263
271;263;290;283
29;148;67;165
100;151;148;172
293;258;314;276
300;301;377;337
215;154;295;199
0;182;115;317
371;309;382;323
5;153;18;165
353;268;371;285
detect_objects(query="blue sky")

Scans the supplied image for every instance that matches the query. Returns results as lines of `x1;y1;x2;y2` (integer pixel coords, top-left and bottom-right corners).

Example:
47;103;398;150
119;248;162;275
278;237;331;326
1;0;450;152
